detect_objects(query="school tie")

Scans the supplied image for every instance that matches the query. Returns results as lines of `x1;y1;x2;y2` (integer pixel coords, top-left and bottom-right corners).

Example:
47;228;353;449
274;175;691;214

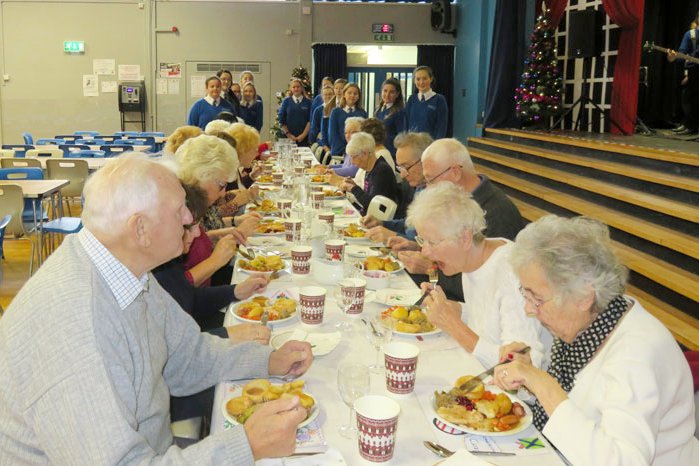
420;94;425;102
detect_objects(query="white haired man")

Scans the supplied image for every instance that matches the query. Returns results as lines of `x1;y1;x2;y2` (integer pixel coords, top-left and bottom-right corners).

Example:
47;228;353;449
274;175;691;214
0;154;313;464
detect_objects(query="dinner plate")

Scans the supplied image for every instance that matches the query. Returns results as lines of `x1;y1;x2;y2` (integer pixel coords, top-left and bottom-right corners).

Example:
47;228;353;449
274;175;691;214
323;193;345;200
364;260;404;275
238;258;290;276
253;221;286;236
374;288;423;306
430;387;533;437
247;236;285;247
380;306;442;337
222;385;319;428
231;291;297;325
270;330;341;357
346;245;381;258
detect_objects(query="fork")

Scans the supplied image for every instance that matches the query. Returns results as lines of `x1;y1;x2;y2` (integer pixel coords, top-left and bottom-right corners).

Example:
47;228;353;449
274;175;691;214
412;266;439;308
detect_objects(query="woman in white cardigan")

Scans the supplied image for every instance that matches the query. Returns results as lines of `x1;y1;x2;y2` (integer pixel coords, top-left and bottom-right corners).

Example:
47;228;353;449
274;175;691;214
493;215;699;466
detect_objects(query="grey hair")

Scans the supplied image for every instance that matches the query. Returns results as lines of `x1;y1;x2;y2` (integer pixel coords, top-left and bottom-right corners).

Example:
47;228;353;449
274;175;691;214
174;134;239;186
346;132;376;157
204;119;231;135
82;153;164;234
406;182;486;242
421;138;475;171
344;116;365;132
393;132;433;160
510;215;628;312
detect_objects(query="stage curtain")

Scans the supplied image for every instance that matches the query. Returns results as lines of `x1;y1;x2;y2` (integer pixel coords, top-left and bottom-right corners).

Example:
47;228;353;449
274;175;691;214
602;0;645;134
417;45;455;137
312;44;347;94
483;0;529;129
548;0;568;27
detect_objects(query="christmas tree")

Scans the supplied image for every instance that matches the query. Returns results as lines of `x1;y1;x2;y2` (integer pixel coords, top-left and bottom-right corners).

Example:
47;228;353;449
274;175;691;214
291;66;312;97
514;8;563;125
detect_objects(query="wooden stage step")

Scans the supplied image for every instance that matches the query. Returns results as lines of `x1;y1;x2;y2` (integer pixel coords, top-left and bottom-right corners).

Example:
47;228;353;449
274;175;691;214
470;148;699;224
511;197;699;350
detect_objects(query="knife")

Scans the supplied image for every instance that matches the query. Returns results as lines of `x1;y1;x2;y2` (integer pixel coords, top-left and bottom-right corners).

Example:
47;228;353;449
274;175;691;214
459;346;531;392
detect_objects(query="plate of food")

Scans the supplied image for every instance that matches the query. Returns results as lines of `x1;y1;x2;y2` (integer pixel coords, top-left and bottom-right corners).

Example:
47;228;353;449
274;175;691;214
253;219;285;235
232;292;297;324
380;305;441;336
223;379;318;428
256;174;275;185
339;223;368;241
345;245;381;258
309;174;329;185
238;255;288;275
363;256;403;274
248;199;280;215
322;188;344;200
432;377;532;436
305;165;326;175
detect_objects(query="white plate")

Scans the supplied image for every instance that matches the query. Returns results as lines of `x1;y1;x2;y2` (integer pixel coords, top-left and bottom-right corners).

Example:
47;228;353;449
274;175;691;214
238;258;290;275
375;288;422;306
271;330;341;356
381;306;442;337
346;245;381;258
231;290;297;325
431;387;533;437
363;260;404;275
247;236;284;247
222;384;319;428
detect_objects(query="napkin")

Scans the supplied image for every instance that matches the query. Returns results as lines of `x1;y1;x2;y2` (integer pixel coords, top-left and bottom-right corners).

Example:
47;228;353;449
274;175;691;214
439;450;491;466
255;447;347;466
288;329;341;356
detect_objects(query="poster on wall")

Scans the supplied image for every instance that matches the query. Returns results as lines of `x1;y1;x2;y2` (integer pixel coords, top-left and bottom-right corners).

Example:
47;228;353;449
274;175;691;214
118;64;141;81
168;79;180;95
83;75;99;97
101;81;117;93
191;76;206;97
159;63;182;78
93;59;116;75
156;78;168;95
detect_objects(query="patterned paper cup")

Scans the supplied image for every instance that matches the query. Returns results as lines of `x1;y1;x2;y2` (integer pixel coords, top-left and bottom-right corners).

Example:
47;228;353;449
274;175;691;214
318;212;335;228
263;162;275;174
299;286;326;325
294;165;305;175
311;191;324;209
302;157;314;167
291;245;312;274
276;198;292;218
354;395;401;462
310;185;324;193
383;342;420;395
339;278;367;315
284;218;302;242
324;239;345;261
272;171;284;186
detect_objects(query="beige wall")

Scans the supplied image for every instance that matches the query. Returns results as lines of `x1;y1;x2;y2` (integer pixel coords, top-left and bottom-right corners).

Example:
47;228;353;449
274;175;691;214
0;0;455;143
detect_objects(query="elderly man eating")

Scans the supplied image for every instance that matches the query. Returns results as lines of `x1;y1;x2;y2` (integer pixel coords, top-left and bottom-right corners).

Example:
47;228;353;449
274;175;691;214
0;154;313;464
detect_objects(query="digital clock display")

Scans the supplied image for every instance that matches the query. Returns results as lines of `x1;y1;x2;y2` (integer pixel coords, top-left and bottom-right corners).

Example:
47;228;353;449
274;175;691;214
372;23;394;34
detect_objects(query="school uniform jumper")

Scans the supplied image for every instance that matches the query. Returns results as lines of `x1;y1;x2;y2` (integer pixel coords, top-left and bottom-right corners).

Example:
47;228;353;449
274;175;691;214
240;101;263;132
187;97;236;130
328;106;368;155
278;96;312;146
405;92;448;139
375;105;407;158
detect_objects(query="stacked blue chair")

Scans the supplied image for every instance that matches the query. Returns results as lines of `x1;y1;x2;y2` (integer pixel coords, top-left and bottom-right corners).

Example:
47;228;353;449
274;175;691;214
64;150;105;158
57;144;90;157
22;133;34;145
42;216;82;256
54;135;79;142
109;139;137;145
75;138;107;145
0;168;46;224
127;136;156;151
0;213;11;259
96;135;118;142
140;132;165;137
35;138;66;145
73;131;100;137
114;131;141;137
1;145;33;157
99;145;132;157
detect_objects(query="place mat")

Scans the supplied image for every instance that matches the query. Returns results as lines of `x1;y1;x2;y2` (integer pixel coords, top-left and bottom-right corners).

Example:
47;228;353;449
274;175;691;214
221;381;328;455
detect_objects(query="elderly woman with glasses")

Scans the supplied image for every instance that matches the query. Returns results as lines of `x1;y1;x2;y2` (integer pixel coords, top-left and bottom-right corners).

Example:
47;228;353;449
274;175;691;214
174;135;259;287
411;182;549;368
493;215;699;465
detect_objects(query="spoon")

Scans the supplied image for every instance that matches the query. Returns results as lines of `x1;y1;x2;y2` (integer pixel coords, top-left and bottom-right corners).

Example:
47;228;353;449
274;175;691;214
238;245;255;261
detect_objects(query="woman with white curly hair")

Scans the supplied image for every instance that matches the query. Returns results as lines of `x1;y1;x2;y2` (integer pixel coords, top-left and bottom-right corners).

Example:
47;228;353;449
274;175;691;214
411;182;549;368
493;215;699;465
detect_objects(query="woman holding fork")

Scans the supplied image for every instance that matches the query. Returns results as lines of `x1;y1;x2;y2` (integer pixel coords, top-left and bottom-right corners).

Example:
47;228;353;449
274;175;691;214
408;182;550;368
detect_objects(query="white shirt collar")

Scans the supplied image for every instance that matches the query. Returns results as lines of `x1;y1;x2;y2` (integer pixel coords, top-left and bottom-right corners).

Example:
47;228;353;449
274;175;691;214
293;96;303;104
418;90;436;101
383;102;394;110
344;106;355;113
204;95;220;106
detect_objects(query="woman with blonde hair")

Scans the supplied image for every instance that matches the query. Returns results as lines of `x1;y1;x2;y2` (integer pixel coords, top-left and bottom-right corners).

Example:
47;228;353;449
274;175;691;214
328;82;367;157
239;82;263;131
164;125;202;155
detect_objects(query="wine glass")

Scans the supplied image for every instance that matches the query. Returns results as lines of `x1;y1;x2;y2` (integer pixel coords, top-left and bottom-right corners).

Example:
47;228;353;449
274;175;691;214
337;361;370;438
365;312;393;373
334;280;356;332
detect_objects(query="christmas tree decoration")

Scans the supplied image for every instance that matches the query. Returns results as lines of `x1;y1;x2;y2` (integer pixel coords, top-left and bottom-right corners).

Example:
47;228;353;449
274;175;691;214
515;8;563;125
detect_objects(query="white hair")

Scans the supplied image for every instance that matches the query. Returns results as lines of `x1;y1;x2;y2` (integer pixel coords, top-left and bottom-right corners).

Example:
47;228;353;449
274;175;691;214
421;138;474;171
344;116;365;133
406;181;486;242
510;215;628;312
204;119;231;135
82;153;166;234
394;132;433;160
346;132;376;157
174;134;239;186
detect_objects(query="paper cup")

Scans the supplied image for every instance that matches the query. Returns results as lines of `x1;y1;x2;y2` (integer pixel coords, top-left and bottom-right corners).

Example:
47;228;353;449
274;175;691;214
291;245;312;275
302;157;314;167
339;278;367;315
311;191;324;209
310;185;324;193
284;218;302;242
324;239;345;261
384;342;420;395
294;165;305;175
354;395;400;462
276;198;292;218
272;171;284;186
263;162;275;175
299;286;326;325
318;212;335;228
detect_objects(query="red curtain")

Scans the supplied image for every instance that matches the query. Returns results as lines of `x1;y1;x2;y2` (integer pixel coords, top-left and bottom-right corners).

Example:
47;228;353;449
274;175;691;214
602;0;645;134
535;0;568;27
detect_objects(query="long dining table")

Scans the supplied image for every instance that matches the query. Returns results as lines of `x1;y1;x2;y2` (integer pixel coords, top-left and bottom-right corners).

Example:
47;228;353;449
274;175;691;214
209;187;568;465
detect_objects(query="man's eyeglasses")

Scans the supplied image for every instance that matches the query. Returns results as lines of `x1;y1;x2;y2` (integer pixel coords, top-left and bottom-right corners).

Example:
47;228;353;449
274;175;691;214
518;285;553;311
425;165;459;185
397;159;421;173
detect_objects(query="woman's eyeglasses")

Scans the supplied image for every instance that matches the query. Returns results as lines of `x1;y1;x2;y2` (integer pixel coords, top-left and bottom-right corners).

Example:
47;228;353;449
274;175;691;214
518;285;553;311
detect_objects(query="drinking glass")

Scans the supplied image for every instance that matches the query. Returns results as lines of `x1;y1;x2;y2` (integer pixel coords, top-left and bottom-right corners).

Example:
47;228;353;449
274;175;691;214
337;361;370;438
365;313;393;372
334;281;356;332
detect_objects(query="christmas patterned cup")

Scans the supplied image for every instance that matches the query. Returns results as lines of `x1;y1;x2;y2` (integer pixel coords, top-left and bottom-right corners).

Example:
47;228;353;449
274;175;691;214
263;162;275;175
284;218;302;243
310;185;324;193
299;286;326;325
339;277;367;315
311;191;324;209
272;171;284;186
383;342;420;396
302;157;314;167
276;198;292;218
324;239;345;261
354;395;401;462
318;212;335;228
294;165;305;175
290;245;312;274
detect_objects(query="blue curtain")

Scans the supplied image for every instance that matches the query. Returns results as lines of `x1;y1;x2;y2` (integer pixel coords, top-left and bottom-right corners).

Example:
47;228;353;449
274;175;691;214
417;44;455;137
483;0;529;128
312;44;348;94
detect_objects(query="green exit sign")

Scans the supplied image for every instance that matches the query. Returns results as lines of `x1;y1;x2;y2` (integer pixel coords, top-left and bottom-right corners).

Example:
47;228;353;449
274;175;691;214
374;33;394;42
63;41;85;53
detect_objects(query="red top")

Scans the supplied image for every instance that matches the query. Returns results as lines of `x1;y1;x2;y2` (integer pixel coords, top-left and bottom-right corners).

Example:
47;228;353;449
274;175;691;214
183;224;214;287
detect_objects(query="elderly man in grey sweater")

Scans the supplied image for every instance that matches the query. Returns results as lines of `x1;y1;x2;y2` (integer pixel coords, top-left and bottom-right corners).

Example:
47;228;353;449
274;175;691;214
0;154;313;464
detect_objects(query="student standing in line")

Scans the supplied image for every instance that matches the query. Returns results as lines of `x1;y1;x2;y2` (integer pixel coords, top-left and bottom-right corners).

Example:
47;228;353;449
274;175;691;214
278;78;312;146
328;82;367;157
217;69;241;117
405;66;448;139
309;85;335;148
240;70;263;105
311;76;334;118
375;77;407;160
333;78;348;107
187;76;237;130
239;82;263;132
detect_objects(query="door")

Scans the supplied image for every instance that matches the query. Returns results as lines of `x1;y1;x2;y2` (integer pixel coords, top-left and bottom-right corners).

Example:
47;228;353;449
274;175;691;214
348;67;414;115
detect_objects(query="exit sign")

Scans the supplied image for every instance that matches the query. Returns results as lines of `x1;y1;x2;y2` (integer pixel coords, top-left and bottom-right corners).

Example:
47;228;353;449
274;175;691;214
64;41;84;53
374;33;394;42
